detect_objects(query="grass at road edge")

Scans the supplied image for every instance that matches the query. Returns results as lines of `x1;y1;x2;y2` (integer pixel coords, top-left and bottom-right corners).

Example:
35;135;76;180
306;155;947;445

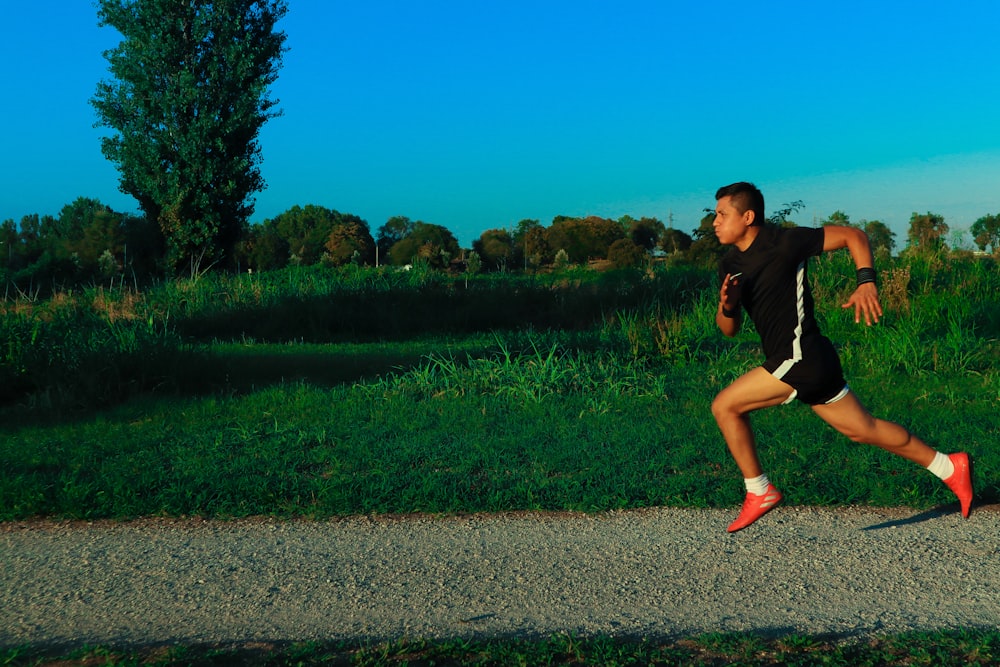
3;629;999;666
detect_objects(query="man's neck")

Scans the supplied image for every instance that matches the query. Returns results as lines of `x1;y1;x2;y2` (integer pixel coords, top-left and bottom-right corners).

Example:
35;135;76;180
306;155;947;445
735;225;762;252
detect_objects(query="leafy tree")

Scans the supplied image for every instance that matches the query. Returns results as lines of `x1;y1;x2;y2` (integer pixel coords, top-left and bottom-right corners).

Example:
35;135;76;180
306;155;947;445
464;250;482;277
546;215;624;264
35;198;98;274
553;248;570;270
12;214;48;281
586;216;627;257
544;218;582;264
906;211;949;254
18;198;128;282
510;218;542;270
513;219;541;238
660;227;692;255
817;211;895;256
0;219;17;284
627;216;666;251
58;198;127;273
686;210;725;267
1;205;161;288
767;200;804;227
375;216;415;265
863;220;895;256
821;210;853;227
691;210;716;241
607;238;647;269
522;224;551;270
83;213;126;277
473;228;513;271
324;215;375;266
17;214;44;259
241;222;288;272
92;0;288;277
267;205;341;265
388;222;460;268
616;214;637;233
970;213;1000;254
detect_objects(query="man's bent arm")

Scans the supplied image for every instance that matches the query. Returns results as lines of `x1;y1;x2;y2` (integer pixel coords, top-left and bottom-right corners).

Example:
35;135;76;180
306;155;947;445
822;225;875;269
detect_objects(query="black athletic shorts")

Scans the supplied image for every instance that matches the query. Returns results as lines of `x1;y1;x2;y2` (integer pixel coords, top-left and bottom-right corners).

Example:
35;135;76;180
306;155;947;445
764;334;848;405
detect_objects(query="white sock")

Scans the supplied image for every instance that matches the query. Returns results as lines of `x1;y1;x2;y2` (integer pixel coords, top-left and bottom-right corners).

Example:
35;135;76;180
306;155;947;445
926;451;955;480
744;473;771;496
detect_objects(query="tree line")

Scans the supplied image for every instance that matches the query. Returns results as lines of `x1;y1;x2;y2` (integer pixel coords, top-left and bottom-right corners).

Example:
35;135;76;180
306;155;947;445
3;195;998;296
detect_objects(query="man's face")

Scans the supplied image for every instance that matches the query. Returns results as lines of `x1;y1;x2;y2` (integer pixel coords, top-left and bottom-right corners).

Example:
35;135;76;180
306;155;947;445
714;195;753;246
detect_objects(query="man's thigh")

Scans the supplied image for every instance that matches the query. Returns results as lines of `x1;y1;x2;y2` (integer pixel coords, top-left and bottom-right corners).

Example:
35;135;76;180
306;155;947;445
714;366;796;415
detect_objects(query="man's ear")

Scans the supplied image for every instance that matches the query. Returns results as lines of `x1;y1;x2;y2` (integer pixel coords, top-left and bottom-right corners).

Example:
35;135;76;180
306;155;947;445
744;209;755;226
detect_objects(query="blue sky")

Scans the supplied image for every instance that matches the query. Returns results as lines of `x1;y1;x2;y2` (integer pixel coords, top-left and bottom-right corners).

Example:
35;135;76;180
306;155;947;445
2;1;999;247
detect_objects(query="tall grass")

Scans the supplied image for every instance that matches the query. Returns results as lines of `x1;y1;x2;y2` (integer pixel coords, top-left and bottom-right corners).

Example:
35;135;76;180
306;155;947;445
0;293;191;410
814;250;999;376
1;264;715;408
365;334;677;405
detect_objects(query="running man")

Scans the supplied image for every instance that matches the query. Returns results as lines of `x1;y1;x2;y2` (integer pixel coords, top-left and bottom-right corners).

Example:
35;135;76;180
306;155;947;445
711;181;972;532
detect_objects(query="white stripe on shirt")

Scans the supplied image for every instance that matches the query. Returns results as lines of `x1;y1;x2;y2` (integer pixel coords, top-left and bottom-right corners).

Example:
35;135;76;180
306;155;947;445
771;260;806;379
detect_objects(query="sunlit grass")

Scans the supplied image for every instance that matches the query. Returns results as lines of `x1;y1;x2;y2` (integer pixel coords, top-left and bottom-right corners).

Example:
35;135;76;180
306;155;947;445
1;329;995;521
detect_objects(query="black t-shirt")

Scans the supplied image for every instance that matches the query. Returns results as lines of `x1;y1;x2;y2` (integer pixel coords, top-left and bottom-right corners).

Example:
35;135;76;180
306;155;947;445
718;224;826;366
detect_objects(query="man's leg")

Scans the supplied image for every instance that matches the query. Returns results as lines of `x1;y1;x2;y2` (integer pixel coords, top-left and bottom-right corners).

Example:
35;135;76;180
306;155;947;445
809;390;934;464
711;367;796;477
811;390;973;516
711;367;796;531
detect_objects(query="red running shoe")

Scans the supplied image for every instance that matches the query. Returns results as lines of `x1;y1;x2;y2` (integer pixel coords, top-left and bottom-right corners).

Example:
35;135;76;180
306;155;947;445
943;452;973;518
727;484;783;533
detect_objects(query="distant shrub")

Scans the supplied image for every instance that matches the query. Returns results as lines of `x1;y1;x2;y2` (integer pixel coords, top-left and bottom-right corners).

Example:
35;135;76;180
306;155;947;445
608;239;647;269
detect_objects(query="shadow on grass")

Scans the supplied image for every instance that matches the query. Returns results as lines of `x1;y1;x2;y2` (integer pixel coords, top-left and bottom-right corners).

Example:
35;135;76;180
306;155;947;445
0;342;481;430
210;346;436;390
202;337;507;393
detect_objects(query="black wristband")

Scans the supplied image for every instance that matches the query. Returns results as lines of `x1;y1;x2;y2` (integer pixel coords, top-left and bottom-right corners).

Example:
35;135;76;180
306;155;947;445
722;305;739;318
856;267;877;286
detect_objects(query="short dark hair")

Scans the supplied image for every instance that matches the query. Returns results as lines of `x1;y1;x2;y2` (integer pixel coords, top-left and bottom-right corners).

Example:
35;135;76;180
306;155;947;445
716;182;765;227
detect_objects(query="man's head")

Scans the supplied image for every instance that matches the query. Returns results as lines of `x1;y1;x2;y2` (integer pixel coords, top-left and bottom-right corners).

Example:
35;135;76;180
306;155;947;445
715;182;765;227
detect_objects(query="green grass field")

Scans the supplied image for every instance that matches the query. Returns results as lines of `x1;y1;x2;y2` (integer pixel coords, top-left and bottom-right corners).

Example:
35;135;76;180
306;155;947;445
1;254;998;664
2;255;997;520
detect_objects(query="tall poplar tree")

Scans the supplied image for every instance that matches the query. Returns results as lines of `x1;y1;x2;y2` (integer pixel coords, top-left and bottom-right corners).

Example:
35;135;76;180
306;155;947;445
92;0;288;276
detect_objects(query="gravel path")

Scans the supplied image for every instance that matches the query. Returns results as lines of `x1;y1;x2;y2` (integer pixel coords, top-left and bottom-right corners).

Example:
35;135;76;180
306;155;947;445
2;505;999;649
